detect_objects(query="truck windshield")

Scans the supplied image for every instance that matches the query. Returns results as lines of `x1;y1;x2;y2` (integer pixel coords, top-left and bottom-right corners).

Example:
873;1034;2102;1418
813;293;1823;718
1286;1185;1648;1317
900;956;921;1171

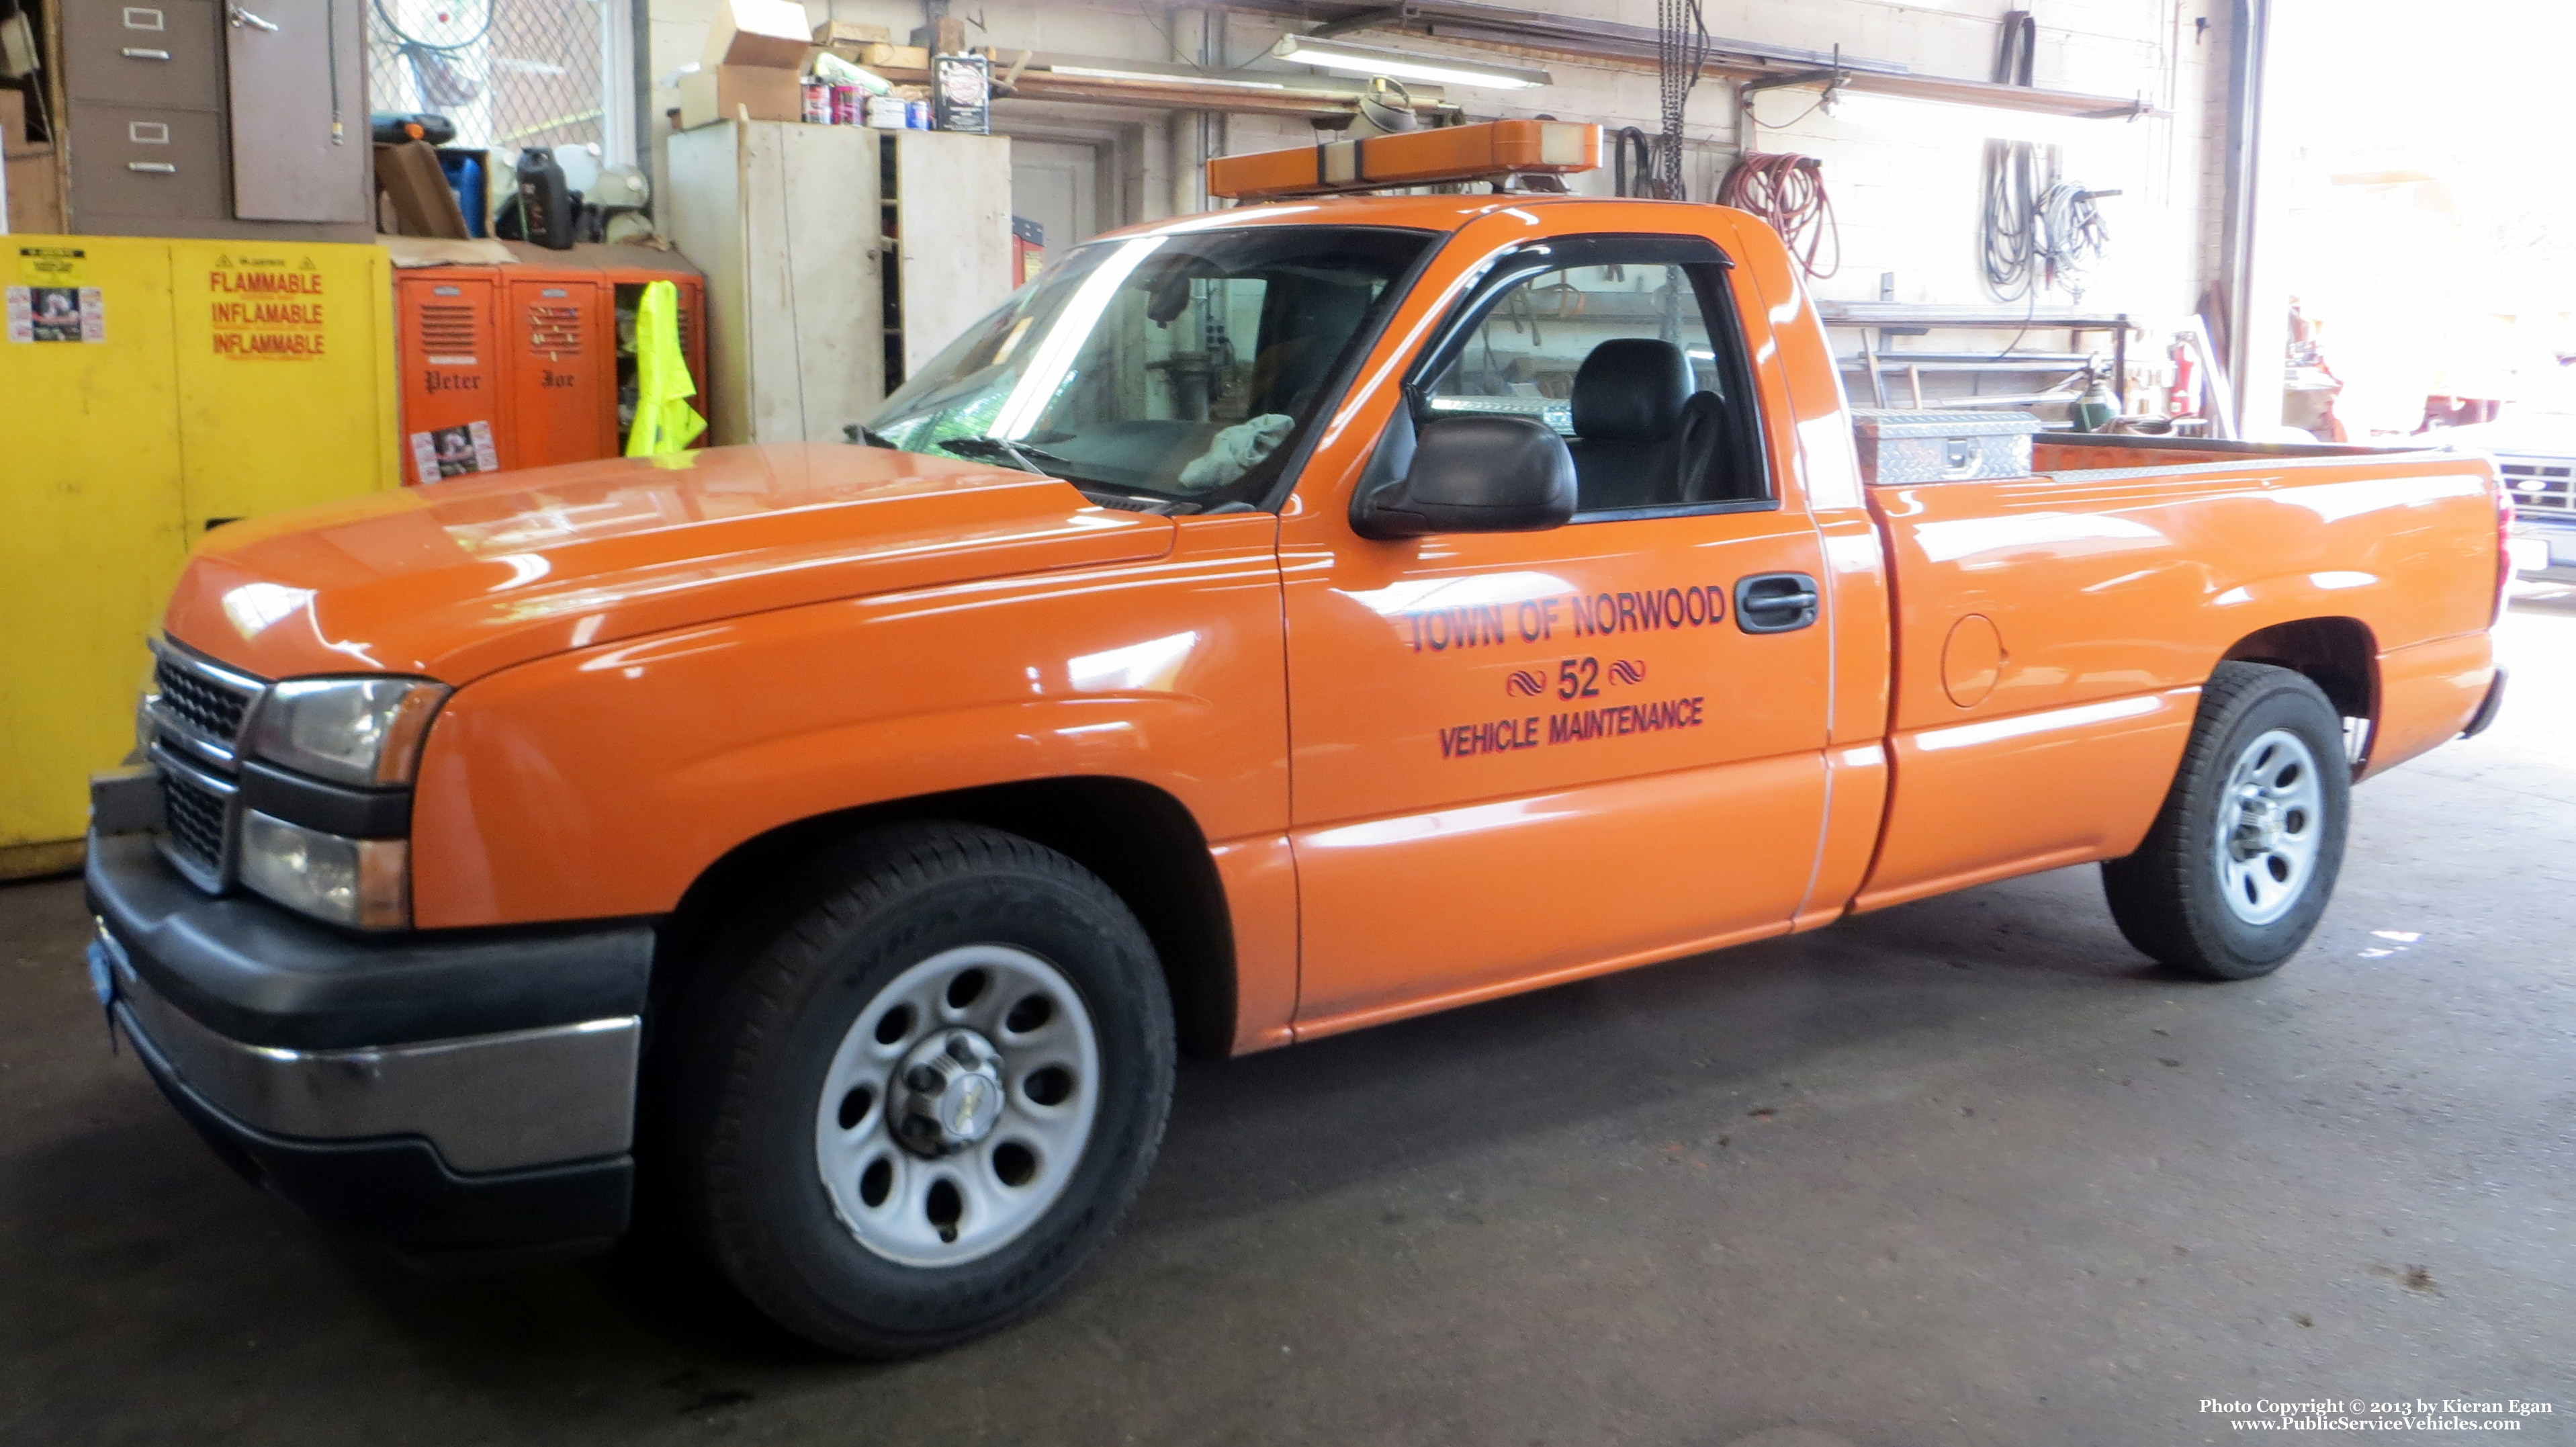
866;225;1433;509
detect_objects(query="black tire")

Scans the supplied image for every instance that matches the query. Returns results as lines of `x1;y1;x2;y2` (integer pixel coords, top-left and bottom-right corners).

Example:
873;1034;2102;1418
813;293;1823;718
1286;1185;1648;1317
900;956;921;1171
663;822;1174;1356
2101;662;2351;980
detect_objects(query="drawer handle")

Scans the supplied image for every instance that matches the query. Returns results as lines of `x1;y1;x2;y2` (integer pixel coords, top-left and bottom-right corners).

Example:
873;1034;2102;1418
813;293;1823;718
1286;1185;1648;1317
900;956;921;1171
227;5;279;31
127;162;179;173
122;46;173;59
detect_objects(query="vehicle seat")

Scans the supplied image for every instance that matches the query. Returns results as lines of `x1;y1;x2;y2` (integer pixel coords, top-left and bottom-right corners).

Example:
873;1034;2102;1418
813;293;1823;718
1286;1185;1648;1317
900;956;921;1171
1565;338;1700;510
1673;390;1737;502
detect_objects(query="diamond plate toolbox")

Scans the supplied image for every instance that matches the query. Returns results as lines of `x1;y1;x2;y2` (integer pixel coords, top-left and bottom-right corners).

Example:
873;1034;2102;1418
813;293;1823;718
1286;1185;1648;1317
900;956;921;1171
1850;409;2042;485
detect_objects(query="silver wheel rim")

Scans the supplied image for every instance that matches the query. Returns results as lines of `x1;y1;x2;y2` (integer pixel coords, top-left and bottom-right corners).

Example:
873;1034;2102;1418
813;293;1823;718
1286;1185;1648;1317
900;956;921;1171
813;945;1101;1268
2213;727;2325;926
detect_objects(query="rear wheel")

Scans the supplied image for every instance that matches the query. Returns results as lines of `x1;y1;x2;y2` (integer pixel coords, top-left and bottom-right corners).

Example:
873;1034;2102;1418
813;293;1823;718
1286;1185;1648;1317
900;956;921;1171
2102;662;2350;979
666;823;1174;1356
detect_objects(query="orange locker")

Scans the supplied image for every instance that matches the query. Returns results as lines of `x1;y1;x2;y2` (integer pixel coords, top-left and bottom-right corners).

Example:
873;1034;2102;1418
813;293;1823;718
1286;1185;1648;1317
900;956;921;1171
393;245;707;484
597;265;708;449
395;271;506;484
503;272;615;468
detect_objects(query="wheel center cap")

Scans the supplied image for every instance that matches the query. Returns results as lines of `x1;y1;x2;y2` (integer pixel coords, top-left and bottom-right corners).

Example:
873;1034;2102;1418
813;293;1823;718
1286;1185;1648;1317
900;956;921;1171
2232;797;2282;858
891;1029;1006;1156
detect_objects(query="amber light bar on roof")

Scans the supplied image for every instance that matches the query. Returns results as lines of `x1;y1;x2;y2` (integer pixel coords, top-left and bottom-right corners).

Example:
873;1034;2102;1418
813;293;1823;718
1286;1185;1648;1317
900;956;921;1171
1206;119;1601;201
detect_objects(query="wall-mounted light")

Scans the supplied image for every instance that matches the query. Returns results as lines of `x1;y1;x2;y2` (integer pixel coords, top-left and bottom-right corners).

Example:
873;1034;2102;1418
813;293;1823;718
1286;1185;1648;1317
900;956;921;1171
1820;89;2134;149
1271;34;1550;91
1048;64;1292;91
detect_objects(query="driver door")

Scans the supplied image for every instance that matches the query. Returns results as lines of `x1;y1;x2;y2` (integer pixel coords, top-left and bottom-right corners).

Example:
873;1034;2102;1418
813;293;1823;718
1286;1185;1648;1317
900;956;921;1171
1280;222;1834;1034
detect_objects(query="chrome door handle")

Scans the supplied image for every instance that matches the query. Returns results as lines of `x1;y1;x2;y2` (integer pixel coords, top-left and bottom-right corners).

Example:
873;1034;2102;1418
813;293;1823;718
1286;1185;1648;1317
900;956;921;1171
227;5;279;31
122;46;173;59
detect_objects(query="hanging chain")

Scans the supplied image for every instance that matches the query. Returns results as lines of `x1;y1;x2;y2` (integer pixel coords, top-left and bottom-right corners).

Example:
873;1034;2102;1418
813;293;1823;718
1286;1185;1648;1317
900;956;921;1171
1654;0;1709;200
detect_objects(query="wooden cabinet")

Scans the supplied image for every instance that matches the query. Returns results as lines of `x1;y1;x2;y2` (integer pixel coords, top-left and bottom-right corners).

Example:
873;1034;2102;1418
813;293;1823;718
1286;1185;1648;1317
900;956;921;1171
887;129;1017;380
666;122;1014;446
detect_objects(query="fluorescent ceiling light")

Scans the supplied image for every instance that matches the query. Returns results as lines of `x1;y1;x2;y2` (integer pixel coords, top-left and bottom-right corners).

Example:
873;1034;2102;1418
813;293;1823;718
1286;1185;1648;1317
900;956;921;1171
1825;89;2119;148
1272;35;1550;90
1049;64;1290;91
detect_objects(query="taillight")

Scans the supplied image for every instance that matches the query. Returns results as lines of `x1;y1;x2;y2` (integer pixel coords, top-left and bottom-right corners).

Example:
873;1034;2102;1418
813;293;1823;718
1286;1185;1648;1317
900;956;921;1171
2494;480;2515;625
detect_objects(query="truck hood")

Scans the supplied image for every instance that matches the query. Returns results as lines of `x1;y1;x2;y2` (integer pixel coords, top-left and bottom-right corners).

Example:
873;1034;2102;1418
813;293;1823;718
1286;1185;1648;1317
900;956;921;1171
162;444;1178;683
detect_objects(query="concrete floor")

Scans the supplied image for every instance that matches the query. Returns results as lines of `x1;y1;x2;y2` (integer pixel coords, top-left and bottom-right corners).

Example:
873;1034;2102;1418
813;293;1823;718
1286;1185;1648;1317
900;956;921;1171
5;597;2572;1447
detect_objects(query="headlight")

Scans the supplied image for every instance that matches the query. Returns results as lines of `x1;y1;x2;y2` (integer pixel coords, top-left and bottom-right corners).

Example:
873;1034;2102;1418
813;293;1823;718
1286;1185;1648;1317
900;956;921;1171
250;677;449;786
238;810;410;929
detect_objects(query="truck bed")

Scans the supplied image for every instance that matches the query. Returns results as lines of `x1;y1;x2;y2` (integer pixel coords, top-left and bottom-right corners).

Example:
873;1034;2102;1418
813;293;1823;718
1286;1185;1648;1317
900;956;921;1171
1853;440;2499;912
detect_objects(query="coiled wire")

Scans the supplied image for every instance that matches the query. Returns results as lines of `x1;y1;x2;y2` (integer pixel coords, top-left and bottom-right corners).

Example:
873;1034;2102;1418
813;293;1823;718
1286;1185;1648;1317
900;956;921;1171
2033;180;2111;298
1717;151;1840;279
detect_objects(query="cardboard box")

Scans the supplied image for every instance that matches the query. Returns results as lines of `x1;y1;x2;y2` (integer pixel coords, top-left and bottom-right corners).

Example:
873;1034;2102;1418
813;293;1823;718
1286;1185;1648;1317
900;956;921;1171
0;87;34;157
5;148;62;234
702;0;810;70
678;64;801;130
858;43;932;73
813;20;891;49
373;140;470;239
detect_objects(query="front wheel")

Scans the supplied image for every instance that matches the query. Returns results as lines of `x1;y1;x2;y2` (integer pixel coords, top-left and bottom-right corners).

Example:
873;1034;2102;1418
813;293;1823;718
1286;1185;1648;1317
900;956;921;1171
2102;662;2351;979
665;823;1175;1356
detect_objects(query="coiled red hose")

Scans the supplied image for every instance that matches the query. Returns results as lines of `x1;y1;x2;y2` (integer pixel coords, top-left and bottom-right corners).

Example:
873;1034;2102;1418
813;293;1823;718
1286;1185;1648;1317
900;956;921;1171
1717;151;1840;279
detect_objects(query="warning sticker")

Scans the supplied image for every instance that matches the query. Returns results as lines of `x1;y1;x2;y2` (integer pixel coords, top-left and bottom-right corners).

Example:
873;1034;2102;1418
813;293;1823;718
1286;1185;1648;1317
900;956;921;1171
6;286;105;343
17;246;87;285
207;253;328;360
410;421;500;483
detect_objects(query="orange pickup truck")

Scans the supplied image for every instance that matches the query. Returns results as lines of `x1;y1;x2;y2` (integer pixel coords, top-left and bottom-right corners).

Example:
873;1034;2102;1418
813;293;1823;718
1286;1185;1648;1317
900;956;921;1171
87;179;2508;1355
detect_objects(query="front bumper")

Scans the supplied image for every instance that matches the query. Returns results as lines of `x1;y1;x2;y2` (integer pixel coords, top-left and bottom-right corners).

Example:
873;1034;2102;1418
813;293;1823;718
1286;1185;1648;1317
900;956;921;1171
86;832;656;1254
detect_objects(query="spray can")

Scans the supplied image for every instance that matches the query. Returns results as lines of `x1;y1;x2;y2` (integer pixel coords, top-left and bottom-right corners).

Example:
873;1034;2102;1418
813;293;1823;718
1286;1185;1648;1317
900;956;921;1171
801;81;832;125
830;84;862;126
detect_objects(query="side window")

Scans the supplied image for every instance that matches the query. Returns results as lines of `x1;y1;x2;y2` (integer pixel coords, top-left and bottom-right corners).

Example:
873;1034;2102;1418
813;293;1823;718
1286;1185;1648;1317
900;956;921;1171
1421;253;1766;513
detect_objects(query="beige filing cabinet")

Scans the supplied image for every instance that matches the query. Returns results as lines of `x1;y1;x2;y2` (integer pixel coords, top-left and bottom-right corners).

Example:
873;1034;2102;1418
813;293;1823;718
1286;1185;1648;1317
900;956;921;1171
666;122;1012;445
58;0;371;240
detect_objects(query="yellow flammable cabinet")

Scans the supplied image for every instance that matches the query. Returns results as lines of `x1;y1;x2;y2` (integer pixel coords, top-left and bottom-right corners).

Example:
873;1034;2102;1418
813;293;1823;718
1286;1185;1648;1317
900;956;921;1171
0;235;399;878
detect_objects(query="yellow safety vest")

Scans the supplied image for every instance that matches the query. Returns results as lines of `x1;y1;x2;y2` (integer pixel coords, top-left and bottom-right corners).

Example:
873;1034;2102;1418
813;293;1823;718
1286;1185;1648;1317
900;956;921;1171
625;279;707;456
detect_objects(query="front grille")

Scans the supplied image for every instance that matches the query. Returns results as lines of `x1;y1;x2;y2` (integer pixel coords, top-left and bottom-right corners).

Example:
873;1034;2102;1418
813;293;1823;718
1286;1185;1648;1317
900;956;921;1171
153;654;257;744
144;642;267;893
2500;459;2574;516
161;769;228;871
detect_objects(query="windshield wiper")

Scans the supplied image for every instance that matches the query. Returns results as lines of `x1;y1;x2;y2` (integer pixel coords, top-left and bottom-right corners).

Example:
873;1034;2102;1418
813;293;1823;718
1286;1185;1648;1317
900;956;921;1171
936;435;1073;474
845;424;903;449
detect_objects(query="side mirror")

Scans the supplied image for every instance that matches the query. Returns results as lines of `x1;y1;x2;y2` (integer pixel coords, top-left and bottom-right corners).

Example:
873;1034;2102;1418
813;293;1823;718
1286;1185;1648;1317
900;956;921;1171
1351;411;1578;539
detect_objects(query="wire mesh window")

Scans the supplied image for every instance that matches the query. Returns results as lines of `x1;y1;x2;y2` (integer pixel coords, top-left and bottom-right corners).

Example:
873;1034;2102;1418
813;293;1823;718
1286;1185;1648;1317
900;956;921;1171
367;0;611;155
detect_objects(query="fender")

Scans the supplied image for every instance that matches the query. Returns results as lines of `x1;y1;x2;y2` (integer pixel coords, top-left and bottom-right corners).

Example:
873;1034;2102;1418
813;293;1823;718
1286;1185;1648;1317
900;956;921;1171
409;513;1290;928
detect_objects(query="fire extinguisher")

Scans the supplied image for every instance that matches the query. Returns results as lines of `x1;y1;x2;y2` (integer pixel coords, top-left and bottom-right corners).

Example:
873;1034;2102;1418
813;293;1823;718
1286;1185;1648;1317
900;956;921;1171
2168;337;2199;418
